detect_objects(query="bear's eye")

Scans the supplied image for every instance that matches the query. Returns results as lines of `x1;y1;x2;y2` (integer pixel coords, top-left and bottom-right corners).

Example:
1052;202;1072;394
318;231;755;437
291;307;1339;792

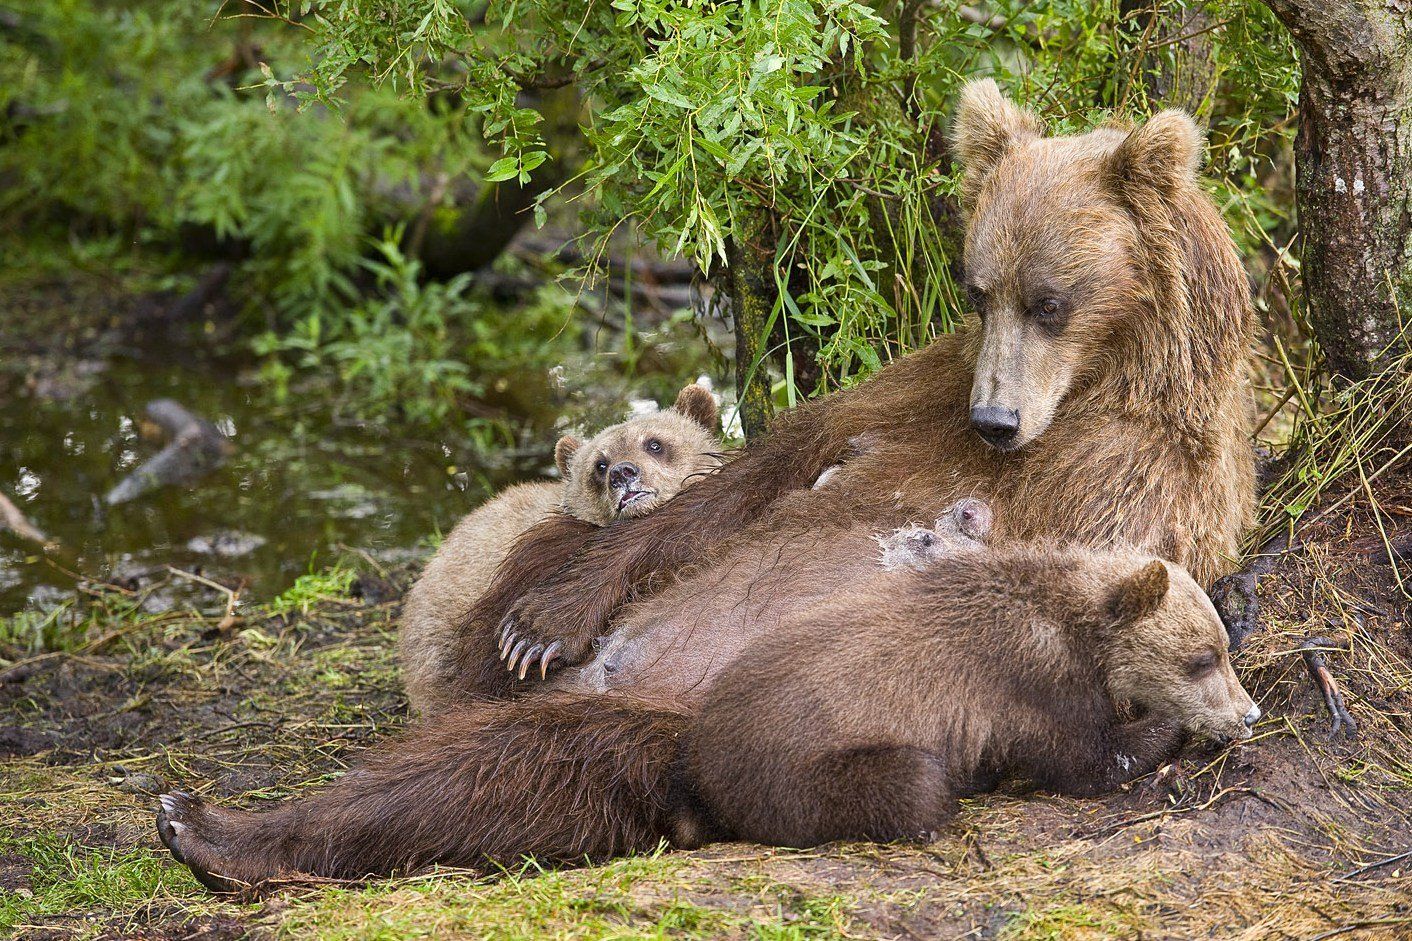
594;458;609;476
1185;650;1220;677
644;438;663;454
964;283;988;314
1034;297;1063;319
1028;296;1069;335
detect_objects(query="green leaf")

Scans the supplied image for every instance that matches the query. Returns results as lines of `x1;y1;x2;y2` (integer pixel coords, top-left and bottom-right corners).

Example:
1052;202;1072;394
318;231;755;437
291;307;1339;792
484;157;519;182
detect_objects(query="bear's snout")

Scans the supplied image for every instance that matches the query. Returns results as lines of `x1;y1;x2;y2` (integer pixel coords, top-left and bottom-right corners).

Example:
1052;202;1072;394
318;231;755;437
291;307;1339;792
970;406;1020;448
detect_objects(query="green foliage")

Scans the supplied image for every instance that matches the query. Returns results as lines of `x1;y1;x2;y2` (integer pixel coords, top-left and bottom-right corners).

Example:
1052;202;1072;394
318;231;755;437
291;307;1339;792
277;0;1300;393
4;0;1303;404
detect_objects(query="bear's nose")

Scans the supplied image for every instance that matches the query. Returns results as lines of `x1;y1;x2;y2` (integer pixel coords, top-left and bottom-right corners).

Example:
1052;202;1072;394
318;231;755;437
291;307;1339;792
608;462;640;489
1244;704;1262;727
970;406;1020;447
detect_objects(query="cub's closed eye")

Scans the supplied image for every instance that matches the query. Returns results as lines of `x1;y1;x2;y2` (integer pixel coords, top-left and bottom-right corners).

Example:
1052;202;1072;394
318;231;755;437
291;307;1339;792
964;284;987;309
1185;650;1219;677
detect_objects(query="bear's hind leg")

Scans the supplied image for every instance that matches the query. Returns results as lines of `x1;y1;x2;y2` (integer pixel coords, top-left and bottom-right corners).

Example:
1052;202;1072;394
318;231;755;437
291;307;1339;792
763;744;955;847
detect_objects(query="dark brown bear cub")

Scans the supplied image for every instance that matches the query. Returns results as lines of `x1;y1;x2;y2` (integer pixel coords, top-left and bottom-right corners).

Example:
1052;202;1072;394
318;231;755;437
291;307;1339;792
688;547;1258;848
156;547;1257;889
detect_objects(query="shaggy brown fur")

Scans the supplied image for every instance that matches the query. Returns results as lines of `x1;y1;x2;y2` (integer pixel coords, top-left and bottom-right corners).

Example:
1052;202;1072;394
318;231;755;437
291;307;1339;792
156;694;697;892
155;548;1255;886
688;547;1258;847
401;384;720;713
156;86;1261;889
560;499;992;703
481;81;1256;685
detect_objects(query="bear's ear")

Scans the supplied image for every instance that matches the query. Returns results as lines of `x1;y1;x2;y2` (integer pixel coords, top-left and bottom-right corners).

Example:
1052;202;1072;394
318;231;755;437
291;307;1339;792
554;435;582;477
1105;110;1203;201
951;79;1043;204
672;384;719;433
1109;560;1170;625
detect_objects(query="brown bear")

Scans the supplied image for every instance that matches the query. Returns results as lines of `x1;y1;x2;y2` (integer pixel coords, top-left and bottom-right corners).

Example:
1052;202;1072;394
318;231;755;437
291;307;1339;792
563;498;991;702
687;547;1259;847
480;79;1257;693
399;384;720;714
154;83;1260;887
154;547;1256;889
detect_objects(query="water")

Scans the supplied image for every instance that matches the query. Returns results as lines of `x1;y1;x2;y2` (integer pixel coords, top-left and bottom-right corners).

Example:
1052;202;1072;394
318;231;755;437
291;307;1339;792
0;353;537;618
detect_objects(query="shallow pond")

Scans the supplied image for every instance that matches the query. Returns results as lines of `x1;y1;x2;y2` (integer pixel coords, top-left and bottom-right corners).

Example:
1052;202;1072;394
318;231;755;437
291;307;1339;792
0;353;537;620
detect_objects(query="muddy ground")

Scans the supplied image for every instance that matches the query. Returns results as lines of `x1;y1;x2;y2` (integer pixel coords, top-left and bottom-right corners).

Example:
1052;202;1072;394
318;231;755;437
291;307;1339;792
1;482;1409;940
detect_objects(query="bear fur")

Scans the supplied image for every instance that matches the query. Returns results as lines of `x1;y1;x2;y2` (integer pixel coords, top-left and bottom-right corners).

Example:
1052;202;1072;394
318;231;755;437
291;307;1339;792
155;86;1261;887
155;547;1255;888
563;498;991;702
480;80;1257;689
688;547;1258;847
399;384;719;715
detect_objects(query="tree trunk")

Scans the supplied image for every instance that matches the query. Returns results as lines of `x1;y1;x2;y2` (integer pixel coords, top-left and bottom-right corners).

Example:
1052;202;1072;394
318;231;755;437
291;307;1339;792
725;214;778;440
1117;1;1218;115
1260;0;1412;379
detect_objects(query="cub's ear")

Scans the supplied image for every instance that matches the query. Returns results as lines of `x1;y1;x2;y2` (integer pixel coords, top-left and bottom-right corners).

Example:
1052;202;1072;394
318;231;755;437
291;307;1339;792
1105;110;1203;201
554;435;582;477
672;384;719;433
951;79;1043;206
1109;560;1170;624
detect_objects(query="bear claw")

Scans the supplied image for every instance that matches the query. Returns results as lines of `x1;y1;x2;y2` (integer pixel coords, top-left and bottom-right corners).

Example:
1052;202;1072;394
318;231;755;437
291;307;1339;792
540;641;562;679
518;644;544;680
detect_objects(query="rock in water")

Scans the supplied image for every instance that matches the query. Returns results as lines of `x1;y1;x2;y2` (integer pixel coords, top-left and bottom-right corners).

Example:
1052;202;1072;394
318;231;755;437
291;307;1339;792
186;530;266;557
105;399;233;506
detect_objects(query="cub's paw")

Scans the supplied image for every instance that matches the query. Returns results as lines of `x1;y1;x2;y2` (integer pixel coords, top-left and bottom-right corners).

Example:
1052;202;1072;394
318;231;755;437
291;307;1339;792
156;792;271;894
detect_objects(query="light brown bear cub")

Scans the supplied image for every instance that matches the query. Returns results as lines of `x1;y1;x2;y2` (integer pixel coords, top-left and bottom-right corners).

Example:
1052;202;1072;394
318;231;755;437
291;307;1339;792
688;547;1260;848
400;384;720;715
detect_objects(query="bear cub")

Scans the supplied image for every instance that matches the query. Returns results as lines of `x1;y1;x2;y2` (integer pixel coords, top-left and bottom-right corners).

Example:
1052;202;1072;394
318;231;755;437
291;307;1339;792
400;384;721;715
687;546;1260;848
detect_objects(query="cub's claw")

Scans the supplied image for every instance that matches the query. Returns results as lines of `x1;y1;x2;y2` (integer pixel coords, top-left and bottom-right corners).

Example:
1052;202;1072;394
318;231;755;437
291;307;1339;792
540;641;562;679
499;630;517;659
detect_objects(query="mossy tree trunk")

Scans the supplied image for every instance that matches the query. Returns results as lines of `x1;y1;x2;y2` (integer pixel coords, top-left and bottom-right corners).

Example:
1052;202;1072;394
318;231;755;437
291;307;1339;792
725;214;779;441
1261;0;1412;380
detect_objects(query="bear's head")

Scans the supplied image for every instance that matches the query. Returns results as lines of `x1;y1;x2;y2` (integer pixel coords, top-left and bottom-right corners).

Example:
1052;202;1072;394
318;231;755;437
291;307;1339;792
951;79;1206;452
555;384;720;526
1100;558;1260;745
876;498;992;571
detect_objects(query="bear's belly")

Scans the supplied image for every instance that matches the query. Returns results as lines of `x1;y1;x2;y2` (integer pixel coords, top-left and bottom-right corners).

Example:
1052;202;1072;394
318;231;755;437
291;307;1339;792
553;519;910;704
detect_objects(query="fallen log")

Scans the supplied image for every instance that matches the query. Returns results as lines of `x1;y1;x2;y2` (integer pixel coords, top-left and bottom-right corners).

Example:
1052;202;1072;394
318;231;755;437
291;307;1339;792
105;400;234;506
0;490;48;546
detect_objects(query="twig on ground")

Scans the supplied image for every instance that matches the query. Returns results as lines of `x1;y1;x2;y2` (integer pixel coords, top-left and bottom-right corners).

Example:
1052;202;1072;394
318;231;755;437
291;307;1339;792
1335;850;1411;882
1301;637;1358;739
1308;917;1412;941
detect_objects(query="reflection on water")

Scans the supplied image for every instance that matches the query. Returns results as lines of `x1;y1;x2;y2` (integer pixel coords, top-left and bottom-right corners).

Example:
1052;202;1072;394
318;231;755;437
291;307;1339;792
0;357;531;617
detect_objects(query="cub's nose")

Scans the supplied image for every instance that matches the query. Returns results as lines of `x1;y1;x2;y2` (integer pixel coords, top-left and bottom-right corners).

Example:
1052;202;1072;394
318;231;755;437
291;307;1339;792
1244;704;1262;728
608;462;640;490
970;406;1021;448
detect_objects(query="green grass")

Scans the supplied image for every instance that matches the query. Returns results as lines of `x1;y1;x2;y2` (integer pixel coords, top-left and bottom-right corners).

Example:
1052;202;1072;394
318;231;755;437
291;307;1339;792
1002;901;1146;940
265;563;359;620
273;856;858;941
0;831;203;935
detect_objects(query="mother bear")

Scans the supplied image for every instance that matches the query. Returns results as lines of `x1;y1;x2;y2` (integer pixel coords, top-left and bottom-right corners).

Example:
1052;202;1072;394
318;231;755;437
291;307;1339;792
156;81;1258;889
